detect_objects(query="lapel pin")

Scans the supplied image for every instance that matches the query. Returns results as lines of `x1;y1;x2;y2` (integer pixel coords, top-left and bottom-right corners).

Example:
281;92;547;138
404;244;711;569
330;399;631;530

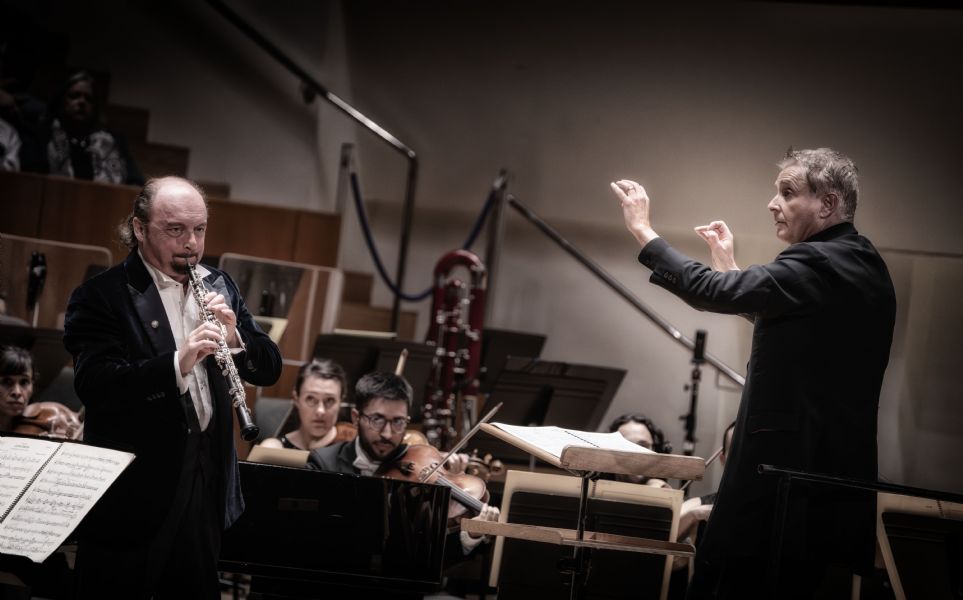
150;320;160;329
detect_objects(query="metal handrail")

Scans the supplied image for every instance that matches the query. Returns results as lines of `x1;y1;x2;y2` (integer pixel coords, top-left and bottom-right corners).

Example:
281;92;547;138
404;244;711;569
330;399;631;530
205;0;417;332
507;195;746;388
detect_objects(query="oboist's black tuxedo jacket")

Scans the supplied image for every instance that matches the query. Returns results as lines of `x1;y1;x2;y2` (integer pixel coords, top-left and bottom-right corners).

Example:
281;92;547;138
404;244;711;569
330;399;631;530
638;222;895;575
63;251;281;567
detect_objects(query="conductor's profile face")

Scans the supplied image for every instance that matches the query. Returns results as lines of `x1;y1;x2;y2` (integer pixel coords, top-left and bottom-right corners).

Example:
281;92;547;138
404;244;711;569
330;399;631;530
767;165;824;245
352;397;409;461
134;180;208;283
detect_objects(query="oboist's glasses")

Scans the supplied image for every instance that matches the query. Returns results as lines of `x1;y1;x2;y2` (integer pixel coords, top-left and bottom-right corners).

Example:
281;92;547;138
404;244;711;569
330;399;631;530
359;412;410;433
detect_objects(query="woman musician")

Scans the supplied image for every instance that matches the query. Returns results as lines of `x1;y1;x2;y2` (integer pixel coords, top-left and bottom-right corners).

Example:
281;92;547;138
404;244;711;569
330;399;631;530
1;345;82;439
258;358;348;451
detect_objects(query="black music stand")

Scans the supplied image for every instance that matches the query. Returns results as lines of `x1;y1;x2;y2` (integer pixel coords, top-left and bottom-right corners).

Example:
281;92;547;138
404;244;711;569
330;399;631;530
311;333;435;420
477;329;546;394
471;357;625;466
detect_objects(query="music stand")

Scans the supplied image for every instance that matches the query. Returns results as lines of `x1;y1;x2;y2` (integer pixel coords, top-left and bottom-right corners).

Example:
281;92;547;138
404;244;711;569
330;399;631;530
478;329;546;394
312;333;435;420
472;357;625;465
490;470;682;600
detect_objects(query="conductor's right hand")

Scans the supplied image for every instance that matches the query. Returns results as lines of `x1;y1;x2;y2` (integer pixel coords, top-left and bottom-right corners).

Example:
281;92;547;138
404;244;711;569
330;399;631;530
178;322;223;376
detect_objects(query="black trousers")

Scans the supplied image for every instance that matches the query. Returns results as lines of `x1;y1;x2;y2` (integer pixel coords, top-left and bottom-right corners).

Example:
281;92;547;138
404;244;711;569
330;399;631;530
75;420;222;600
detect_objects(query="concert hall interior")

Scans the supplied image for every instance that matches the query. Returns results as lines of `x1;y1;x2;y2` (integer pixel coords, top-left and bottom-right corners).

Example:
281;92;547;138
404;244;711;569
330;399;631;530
1;0;962;599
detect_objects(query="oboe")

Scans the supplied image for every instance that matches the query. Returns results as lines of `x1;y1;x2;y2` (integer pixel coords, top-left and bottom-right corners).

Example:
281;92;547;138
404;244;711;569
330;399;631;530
187;261;260;441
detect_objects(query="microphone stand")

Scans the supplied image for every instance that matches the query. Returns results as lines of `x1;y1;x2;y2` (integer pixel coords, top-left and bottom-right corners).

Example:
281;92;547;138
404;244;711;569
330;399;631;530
680;330;707;458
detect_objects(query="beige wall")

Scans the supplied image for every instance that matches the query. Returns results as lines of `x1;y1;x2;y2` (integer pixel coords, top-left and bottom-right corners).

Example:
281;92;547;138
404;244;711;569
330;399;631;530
28;0;963;495
338;1;963;496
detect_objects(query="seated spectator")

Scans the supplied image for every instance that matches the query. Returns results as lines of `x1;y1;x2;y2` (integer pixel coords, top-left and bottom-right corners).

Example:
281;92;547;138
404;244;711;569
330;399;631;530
21;70;143;185
0;28;45;170
0;115;20;170
258;358;348;451
608;412;673;487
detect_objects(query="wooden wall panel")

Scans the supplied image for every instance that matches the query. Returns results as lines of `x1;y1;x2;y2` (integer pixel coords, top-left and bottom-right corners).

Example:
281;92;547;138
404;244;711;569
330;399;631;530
205;199;299;261
292;211;340;267
0;171;46;236
38;176;135;256
4;173;341;267
0;234;112;328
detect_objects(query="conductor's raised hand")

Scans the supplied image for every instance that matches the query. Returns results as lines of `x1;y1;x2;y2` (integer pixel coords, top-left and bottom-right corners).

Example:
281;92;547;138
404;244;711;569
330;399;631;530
610;179;659;246
204;291;239;347
179;322;222;376
694;220;740;271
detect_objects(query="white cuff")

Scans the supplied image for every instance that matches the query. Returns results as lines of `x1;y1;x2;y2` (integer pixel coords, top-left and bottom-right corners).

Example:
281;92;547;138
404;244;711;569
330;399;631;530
173;351;189;395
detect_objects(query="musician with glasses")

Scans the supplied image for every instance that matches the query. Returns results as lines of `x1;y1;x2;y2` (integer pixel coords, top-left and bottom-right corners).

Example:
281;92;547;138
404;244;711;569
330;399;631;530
63;176;282;599
308;370;500;560
308;370;410;475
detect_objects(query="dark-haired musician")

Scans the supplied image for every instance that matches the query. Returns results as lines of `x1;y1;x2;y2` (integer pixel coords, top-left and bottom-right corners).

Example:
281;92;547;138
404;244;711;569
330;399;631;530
613;148;895;598
64;176;282;599
0;345;33;432
308;370;499;561
607;412;672;487
259;358;347;451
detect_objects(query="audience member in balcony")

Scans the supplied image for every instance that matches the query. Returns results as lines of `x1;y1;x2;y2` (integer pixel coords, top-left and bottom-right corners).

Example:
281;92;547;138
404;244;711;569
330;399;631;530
21;70;143;185
0;115;20;170
0;21;45;170
259;358;348;451
607;412;673;488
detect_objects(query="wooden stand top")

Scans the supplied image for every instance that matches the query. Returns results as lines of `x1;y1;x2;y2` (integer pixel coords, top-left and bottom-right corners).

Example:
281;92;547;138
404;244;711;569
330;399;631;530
460;519;695;558
560;446;704;481
480;423;705;481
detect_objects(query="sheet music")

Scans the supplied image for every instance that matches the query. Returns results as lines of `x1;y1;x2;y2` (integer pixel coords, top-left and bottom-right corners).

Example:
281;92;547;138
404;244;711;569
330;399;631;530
492;423;654;459
0;441;134;563
0;436;60;519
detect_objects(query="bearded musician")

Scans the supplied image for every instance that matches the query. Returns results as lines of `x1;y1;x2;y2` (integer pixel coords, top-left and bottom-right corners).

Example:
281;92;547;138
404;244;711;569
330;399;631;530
308;370;500;563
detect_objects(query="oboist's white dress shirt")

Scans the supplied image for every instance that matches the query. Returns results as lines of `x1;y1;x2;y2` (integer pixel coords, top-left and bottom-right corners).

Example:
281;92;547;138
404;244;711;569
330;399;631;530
140;252;213;430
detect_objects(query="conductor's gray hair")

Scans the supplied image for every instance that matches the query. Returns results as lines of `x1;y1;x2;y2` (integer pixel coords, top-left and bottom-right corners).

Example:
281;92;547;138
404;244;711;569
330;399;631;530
778;148;859;221
118;177;207;249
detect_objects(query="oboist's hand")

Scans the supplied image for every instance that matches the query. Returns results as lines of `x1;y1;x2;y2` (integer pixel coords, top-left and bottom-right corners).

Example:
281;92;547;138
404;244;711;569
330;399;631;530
179;322;222;376
694;220;740;271
204;291;240;347
611;179;660;247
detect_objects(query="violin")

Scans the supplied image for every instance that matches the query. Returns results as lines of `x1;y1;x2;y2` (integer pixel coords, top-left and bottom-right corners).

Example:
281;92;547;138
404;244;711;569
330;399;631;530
377;443;489;522
13;401;83;440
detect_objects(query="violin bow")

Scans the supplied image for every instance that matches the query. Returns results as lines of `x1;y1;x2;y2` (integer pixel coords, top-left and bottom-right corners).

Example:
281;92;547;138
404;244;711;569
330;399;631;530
394;348;409;376
680;444;724;492
419;402;503;483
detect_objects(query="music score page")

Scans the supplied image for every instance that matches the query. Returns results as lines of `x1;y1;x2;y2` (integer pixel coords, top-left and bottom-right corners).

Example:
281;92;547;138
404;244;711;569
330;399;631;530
0;435;134;562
